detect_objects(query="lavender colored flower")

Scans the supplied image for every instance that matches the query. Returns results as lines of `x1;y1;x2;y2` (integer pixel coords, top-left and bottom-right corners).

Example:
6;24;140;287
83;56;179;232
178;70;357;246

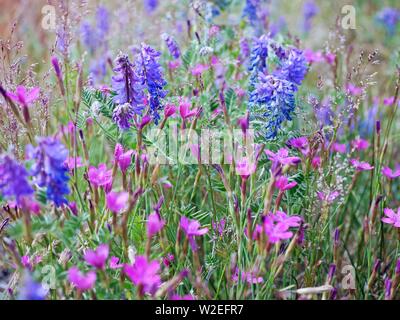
18;274;47;300
240;37;250;59
27;137;70;207
144;0;158;14
376;7;400;36
243;0;260;27
96;5;110;38
135;43;168;124
0;155;33;203
80;22;97;54
277;48;308;86
303;0;319;32
162;33;180;59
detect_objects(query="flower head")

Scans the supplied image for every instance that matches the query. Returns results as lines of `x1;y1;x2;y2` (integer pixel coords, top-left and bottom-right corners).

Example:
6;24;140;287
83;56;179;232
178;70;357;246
381;207;400;228
68;267;96;291
288;136;309;155
352;138;369;151
191;64;209;76
275;176;297;191
88;163;113;188
382;166;400;179
180;216;208;251
350;159;374;171
265;148;301;167
124;256;161;295
7;85;40;107
147;212;165;238
109;256;123;269
84;244;109;269
162;33;180;59
106;191;129;214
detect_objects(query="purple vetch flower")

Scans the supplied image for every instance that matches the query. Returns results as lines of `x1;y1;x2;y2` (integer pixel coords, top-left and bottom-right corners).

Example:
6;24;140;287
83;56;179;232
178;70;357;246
96;5;110;38
111;53;145;127
240;37;250;58
135;43;168;124
18;273;47;300
180;216;209;251
385;278;392;300
376;7;400;36
27;137;70;207
277;48;308;86
302;0;319;32
162;33;180;59
80;22;97;54
0;155;33;204
144;0;159;14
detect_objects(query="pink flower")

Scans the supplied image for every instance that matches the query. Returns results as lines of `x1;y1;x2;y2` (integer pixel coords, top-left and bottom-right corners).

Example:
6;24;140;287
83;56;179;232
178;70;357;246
7;85;40;107
109;256;123;269
383;96;396;106
88;163;113;187
68;267;96;291
275;176;297;191
163;253;175;267
114;144;134;173
324;52;336;65
332;142;347;153
164;103;177;118
191;63;209;76
273;211;302;228
84;244;109;269
262;215;293;243
64;156;84;171
265;148;301;167
382;166;400;179
317;191;340;203
168;60;181;70
352;138;369;151
350;159;374;171
138;115;152;130
180;216;208;251
311;156;321;168
147;212;165;238
288;137;309;156
68;201;78;216
304;49;324;63
381;208;400;228
179;99;198;119
209;25;220;37
235;157;257;180
237;114;249;133
346;83;363;96
124;256;161;295
106;191;129;214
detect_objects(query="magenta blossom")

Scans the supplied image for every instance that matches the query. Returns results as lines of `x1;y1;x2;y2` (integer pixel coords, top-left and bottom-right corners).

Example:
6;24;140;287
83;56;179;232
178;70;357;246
350;159;374;171
262;215;293;243
88;163;113;187
114;143;134;173
382;166;400;179
168;60;181;70
179;99;198;120
381;207;400;228
191;63;209;76
288;137;309;156
332;142;347;153
311;156;321;168
147;212;165;238
352;138;369;151
124;256;161;295
272;211;302;228
275;176;297;191
68;267;96;291
180;216;208;251
265;148;301;167
64;156;84;171
235;157;257;180
304;49;324;63
109;256;124;269
84;244;109;269
346;83;363;96
164;103;177;118
7;85;40;107
106;191;129;214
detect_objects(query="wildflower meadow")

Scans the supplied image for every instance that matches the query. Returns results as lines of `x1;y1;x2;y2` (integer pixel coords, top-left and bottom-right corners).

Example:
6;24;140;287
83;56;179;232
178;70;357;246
1;0;400;303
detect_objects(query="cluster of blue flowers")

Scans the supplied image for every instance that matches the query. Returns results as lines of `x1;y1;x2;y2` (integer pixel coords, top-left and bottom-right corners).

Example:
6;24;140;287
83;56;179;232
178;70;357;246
27;137;70;207
0;155;33;204
243;0;260;28
248;35;308;139
135;43;168;125
375;7;400;36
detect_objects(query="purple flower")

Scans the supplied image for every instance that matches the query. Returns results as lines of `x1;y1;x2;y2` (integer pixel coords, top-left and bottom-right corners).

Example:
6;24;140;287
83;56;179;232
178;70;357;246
382;166;400;179
376;7;400;36
351;138;369;151
27;137;70;207
124;256;161;295
106;191;129;214
0;155;33;204
162;33;180;59
144;0;158;13
262;215;293;243
302;0;319;32
265;148;301;167
180;216;209;251
109;256;123;269
135;43;168;124
112;53;145;126
275;176;297;191
332;142;347;154
96;5;110;38
277;48;308;86
7;85;40;107
88;163;113;188
147;212;165;238
240;38;250;58
68;267;97;291
84;244;109;269
288;136;309;156
18;274;47;300
317;191;340;204
191;64;209;76
381;207;400;228
350;159;374;171
114;143;134;173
